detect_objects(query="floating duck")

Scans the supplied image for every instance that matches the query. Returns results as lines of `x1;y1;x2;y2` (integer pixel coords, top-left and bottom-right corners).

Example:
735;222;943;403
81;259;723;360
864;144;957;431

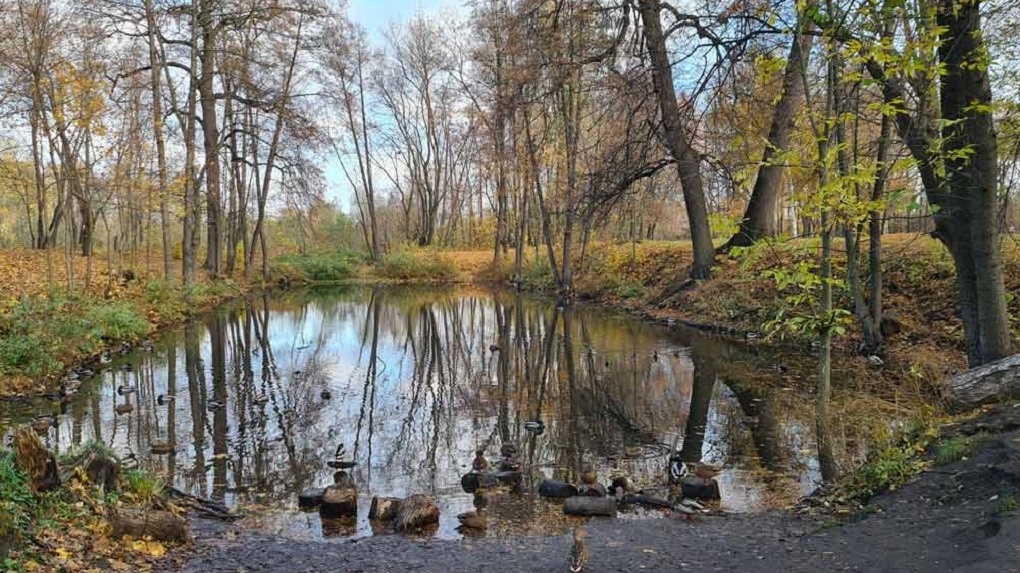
117;385;136;395
472;450;489;473
157;394;175;406
99;352;112;364
327;443;356;470
115;403;134;415
523;420;545;434
500;443;518;458
489;344;500;352
253;393;269;405
570;527;588;573
121;363;133;372
207;400;225;412
150;442;175;455
31;415;54;434
456;508;488;530
580;466;598;485
320;389;332;400
120;452;139;470
608;476;636;497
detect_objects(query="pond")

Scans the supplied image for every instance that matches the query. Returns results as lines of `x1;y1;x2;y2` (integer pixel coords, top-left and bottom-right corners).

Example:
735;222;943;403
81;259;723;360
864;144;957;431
2;286;841;540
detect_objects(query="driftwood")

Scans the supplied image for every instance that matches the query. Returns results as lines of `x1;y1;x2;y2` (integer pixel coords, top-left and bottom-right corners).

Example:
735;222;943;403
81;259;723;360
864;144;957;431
945;353;1020;408
109;508;188;543
394;494;439;532
563;496;617;517
164;486;239;520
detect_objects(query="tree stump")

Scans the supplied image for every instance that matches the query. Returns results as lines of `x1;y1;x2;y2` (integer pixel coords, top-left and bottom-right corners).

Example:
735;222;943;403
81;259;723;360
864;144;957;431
680;476;721;501
369;496;402;521
109;508;188;543
945;353;1020;409
460;472;500;493
320;485;357;519
12;427;59;492
538;479;578;499
563;496;617;517
297;487;325;509
394;494;439;532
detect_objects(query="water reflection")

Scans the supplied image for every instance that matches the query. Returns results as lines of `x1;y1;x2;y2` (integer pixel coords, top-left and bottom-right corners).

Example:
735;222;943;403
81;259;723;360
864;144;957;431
3;287;832;539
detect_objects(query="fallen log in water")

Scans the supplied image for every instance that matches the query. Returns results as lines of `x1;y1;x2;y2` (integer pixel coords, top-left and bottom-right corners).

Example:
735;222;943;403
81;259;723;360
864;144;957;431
563;496;617;517
109;508;188;543
538;479;578;499
945;353;1020;409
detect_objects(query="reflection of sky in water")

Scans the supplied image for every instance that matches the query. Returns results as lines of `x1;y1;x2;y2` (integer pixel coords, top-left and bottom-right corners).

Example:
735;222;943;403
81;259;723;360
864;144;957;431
4;287;824;540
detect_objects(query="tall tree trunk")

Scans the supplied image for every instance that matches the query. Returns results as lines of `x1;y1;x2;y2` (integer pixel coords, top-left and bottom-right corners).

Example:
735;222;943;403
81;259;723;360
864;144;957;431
936;0;1012;366
199;0;221;277
146;0;172;282
637;0;714;279
723;19;812;250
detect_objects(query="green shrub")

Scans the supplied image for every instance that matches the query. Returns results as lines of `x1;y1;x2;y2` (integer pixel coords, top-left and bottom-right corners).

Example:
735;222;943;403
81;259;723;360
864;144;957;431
122;469;165;505
517;256;556;292
0;452;33;541
86;302;150;342
271;252;359;283
375;248;457;282
0;333;55;377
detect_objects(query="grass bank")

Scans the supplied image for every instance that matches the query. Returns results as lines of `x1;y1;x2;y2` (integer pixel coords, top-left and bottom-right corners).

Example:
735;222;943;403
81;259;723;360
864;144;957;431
1;433;180;571
0;250;246;397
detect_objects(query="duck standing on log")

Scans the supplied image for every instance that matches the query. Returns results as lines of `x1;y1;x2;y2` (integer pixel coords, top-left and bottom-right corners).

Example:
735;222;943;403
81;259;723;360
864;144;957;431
327;443;357;470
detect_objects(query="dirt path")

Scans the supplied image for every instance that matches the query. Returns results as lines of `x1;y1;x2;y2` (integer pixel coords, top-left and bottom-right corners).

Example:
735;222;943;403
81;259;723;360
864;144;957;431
161;406;1020;573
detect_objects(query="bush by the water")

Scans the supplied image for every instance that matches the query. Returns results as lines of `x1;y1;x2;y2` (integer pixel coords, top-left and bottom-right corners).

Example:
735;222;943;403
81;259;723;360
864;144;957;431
375;248;458;282
0;296;150;379
271;251;362;283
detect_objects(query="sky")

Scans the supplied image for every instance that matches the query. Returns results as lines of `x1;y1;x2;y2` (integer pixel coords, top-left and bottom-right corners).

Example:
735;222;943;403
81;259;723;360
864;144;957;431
324;0;465;210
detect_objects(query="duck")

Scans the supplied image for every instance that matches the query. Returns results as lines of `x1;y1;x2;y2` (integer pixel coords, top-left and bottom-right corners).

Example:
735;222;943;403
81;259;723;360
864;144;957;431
456;508;488;530
327;443;356;470
157;394;175;406
31;415;55;434
115;403;134;415
569;526;588;573
99;351;112;364
667;451;686;483
121;363;134;372
500;443;518;458
579;466;607;497
580;466;598;486
120;452;139;470
150;441;175;455
687;461;723;479
489;344;500;352
117;385;136;395
207;399;225;412
320;389;332;400
253;393;269;405
523;420;545;434
472;450;489;473
608;476;636;497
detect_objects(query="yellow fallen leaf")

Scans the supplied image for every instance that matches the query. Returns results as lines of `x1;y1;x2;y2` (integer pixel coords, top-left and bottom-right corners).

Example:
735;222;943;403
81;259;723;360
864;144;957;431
55;547;73;559
131;539;167;557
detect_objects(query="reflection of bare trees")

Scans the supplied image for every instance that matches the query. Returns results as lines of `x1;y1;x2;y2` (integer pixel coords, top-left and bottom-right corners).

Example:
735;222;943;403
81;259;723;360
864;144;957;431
24;286;841;524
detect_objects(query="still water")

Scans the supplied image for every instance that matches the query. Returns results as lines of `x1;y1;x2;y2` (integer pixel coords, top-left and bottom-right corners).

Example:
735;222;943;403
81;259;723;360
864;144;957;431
3;287;831;539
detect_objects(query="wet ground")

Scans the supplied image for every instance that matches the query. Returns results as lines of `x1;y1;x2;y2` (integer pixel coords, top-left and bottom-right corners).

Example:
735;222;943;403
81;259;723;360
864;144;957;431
162;403;1020;572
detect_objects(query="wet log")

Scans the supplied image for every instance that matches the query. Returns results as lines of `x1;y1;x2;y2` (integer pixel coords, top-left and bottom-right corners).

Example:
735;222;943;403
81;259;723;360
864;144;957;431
394;494;439;532
945;353;1020;409
538;479;578;499
620;493;673;509
681;476;721;501
369;496;402;521
298;487;325;509
461;472;501;493
563;496;617;517
320;485;357;519
109;508;188;543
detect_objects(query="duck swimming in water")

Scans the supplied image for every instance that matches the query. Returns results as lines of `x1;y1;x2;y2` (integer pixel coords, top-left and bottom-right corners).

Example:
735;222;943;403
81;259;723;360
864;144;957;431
523;420;545;434
472;450;489;473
